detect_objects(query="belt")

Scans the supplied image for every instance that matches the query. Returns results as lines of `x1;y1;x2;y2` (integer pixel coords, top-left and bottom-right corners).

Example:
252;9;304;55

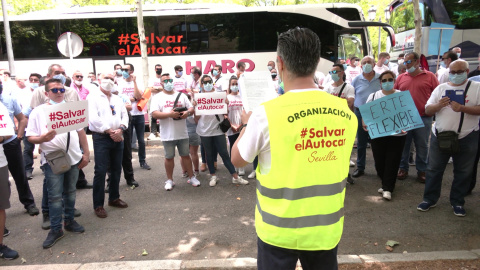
91;131;109;136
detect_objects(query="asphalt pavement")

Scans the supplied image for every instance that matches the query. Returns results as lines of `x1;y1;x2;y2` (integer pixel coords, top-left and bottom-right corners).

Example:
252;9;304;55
1;135;480;268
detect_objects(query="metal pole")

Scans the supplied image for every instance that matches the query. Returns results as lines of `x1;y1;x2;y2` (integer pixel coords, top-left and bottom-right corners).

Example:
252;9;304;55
378;19;381;56
1;0;15;76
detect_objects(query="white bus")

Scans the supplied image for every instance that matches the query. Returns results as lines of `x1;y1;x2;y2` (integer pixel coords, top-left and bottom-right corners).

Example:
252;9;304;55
0;3;394;85
387;0;480;71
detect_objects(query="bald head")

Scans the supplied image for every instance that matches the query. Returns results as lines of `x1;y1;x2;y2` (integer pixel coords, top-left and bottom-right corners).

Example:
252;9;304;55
361;56;375;65
450;59;469;71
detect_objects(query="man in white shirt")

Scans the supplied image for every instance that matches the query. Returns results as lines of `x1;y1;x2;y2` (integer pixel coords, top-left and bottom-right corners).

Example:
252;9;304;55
13;74;33;110
118;63;151;170
325;64;355;111
188;67;201;94
418;60;480;217
151;73;200;191
437;51;458;84
212;65;227;92
147;64;163;139
27;78;90;248
23;73;42;180
173;65;188;94
88;72;130;218
345;56;361;84
374;52;391;75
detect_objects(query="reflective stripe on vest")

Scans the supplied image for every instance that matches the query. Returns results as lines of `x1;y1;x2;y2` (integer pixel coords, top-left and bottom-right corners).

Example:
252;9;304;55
257;178;347;200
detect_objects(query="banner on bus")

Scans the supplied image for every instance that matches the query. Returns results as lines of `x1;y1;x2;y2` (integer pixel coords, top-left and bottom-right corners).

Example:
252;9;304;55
194;92;227;115
0;104;15;136
359;91;424;139
45;101;89;134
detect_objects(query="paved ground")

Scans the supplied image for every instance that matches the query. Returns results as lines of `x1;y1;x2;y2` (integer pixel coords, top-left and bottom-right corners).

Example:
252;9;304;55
1;135;480;268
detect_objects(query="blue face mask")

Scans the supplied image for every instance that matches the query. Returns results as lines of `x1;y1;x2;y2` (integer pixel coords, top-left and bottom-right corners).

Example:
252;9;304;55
267;66;273;71
457;53;461;58
191;73;195;79
449;72;467;85
164;82;174;91
440;62;446;68
362;63;373;73
212;70;219;77
204;83;213;92
407;66;416;73
343;64;348;70
53;74;66;85
230;85;239;92
382;81;394;91
122;71;130;79
384;59;389;65
177;71;183;77
116;69;122;76
31;83;39;89
331;73;340;82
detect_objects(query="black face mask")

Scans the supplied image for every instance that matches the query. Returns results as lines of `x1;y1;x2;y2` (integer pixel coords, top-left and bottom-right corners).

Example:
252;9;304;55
271;74;277;79
156;69;162;75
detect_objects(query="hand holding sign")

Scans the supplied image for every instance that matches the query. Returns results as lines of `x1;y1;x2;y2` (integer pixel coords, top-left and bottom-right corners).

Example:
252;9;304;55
44;100;89;134
194;92;228;115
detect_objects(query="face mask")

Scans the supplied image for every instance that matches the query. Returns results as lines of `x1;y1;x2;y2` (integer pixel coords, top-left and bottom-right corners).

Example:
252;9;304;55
53;74;66;85
398;59;404;65
101;79;114;92
271;73;277;79
343;64;348;70
49;99;65;105
267;66;273;71
203;83;213;92
177;71;183;76
191;74;195;80
362;63;373;73
164;82;174;91
449;72;467;85
407;66;416;73
355;61;359;66
457;53;461;58
440;62;446;68
116;69;122;76
230;85;239;92
331;73;340;82
156;69;162;75
384;59;389;65
212;70;219;77
122;71;130;79
382;81;394;91
74;80;82;86
31;83;39;89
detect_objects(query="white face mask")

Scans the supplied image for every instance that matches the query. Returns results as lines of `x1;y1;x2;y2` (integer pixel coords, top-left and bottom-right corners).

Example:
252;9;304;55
74;80;82;86
101;79;114;92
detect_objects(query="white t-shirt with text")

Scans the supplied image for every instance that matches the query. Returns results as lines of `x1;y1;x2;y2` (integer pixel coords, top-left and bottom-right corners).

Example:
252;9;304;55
150;92;192;141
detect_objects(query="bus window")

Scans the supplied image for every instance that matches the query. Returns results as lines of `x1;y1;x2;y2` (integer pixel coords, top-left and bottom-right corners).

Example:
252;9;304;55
338;34;362;62
389;2;425;33
443;0;480;29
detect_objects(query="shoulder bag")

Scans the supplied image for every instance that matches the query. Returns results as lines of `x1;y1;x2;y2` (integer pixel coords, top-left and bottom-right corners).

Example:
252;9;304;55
45;132;71;174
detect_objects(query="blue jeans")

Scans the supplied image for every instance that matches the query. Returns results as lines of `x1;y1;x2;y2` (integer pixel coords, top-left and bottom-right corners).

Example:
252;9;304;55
399;116;433;173
23;136;35;173
423;130;478;206
92;133;124;209
355;109;369;171
44;162;79;231
201;135;236;175
130;115;146;164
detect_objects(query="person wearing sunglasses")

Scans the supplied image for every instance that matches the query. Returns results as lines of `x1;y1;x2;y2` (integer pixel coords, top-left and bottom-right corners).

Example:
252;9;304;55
418;60;480;217
87;72;129;218
362;71;406;201
27;78;90;248
151;73;199;191
193;75;248;187
71;71;90;101
395;52;439;183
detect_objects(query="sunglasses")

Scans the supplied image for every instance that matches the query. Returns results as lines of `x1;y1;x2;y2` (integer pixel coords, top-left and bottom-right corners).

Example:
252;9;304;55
163;79;173;83
404;60;414;65
54;72;66;75
177;70;183;72
75;75;83;79
381;78;394;83
329;70;341;75
121;69;129;72
50;88;65;93
203;80;213;84
231;83;238;86
110;105;116;115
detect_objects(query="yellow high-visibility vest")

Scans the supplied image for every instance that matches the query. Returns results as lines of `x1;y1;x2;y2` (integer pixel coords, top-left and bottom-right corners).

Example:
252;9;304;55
256;89;357;251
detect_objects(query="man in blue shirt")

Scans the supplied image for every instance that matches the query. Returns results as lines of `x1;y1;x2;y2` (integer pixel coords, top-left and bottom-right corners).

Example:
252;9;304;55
0;81;39;216
352;56;381;177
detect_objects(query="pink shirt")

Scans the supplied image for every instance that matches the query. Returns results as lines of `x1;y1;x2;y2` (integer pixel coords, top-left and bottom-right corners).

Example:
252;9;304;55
72;84;90;101
394;70;439;116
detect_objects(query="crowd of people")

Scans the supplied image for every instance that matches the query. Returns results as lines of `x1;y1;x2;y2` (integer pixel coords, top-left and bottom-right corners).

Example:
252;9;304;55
1;45;480;262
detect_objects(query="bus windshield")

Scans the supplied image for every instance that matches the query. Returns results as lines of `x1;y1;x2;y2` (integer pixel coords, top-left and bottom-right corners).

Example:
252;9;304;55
443;0;480;29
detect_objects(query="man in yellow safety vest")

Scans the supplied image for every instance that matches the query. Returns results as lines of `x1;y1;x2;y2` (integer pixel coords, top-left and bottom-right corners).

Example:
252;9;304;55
232;27;357;270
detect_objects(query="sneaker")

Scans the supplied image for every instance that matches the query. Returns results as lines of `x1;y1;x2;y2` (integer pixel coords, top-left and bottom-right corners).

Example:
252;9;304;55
452;206;466;217
140;162;151;170
347;174;355;185
3;227;9;237
194;170;200;177
209;175;218;187
383;191;392;200
64;220;85;233
247;171;256;179
378;188;384;194
182;171;189;178
43;229;65;249
26;205;39;216
26;170;33;180
42;212;51;230
164;180;175;191
350;160;355;167
0;244;19;260
238;167;245;176
232;176;249;185
188;176;201;187
417;201;437;212
147;133;155;140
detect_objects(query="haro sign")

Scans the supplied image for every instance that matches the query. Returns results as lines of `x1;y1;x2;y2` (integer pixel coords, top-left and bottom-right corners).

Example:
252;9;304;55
117;33;187;56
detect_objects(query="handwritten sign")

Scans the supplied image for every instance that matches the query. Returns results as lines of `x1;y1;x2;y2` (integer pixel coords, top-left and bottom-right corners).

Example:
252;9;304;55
194;92;227;115
0;103;15;136
44;100;89;134
359;91;424;139
239;71;277;112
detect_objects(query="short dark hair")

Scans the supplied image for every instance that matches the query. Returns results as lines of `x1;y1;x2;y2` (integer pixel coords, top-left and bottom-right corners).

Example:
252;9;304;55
155;64;162;69
88;72;95;76
379;70;396;81
445;51;458;61
227;76;238;94
192;68;202;76
161;73;170;79
64;76;72;87
174;65;183;71
114;64;122;70
405;52;419;60
45;78;63;92
332;64;344;71
277;27;321;77
29;73;42;81
349;55;358;62
237;62;245;69
40;76;48;86
125;63;134;71
399;53;405;58
214;64;222;72
378;52;390;59
3;71;10;77
200;75;212;85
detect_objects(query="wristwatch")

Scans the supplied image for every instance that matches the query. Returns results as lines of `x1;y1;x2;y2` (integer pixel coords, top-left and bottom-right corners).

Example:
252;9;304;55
120;125;127;131
239;124;247;132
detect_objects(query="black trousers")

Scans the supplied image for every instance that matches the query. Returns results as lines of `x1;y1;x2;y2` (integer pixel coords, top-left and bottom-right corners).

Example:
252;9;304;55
4;137;36;209
371;135;407;192
107;114;134;183
257;237;338;270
